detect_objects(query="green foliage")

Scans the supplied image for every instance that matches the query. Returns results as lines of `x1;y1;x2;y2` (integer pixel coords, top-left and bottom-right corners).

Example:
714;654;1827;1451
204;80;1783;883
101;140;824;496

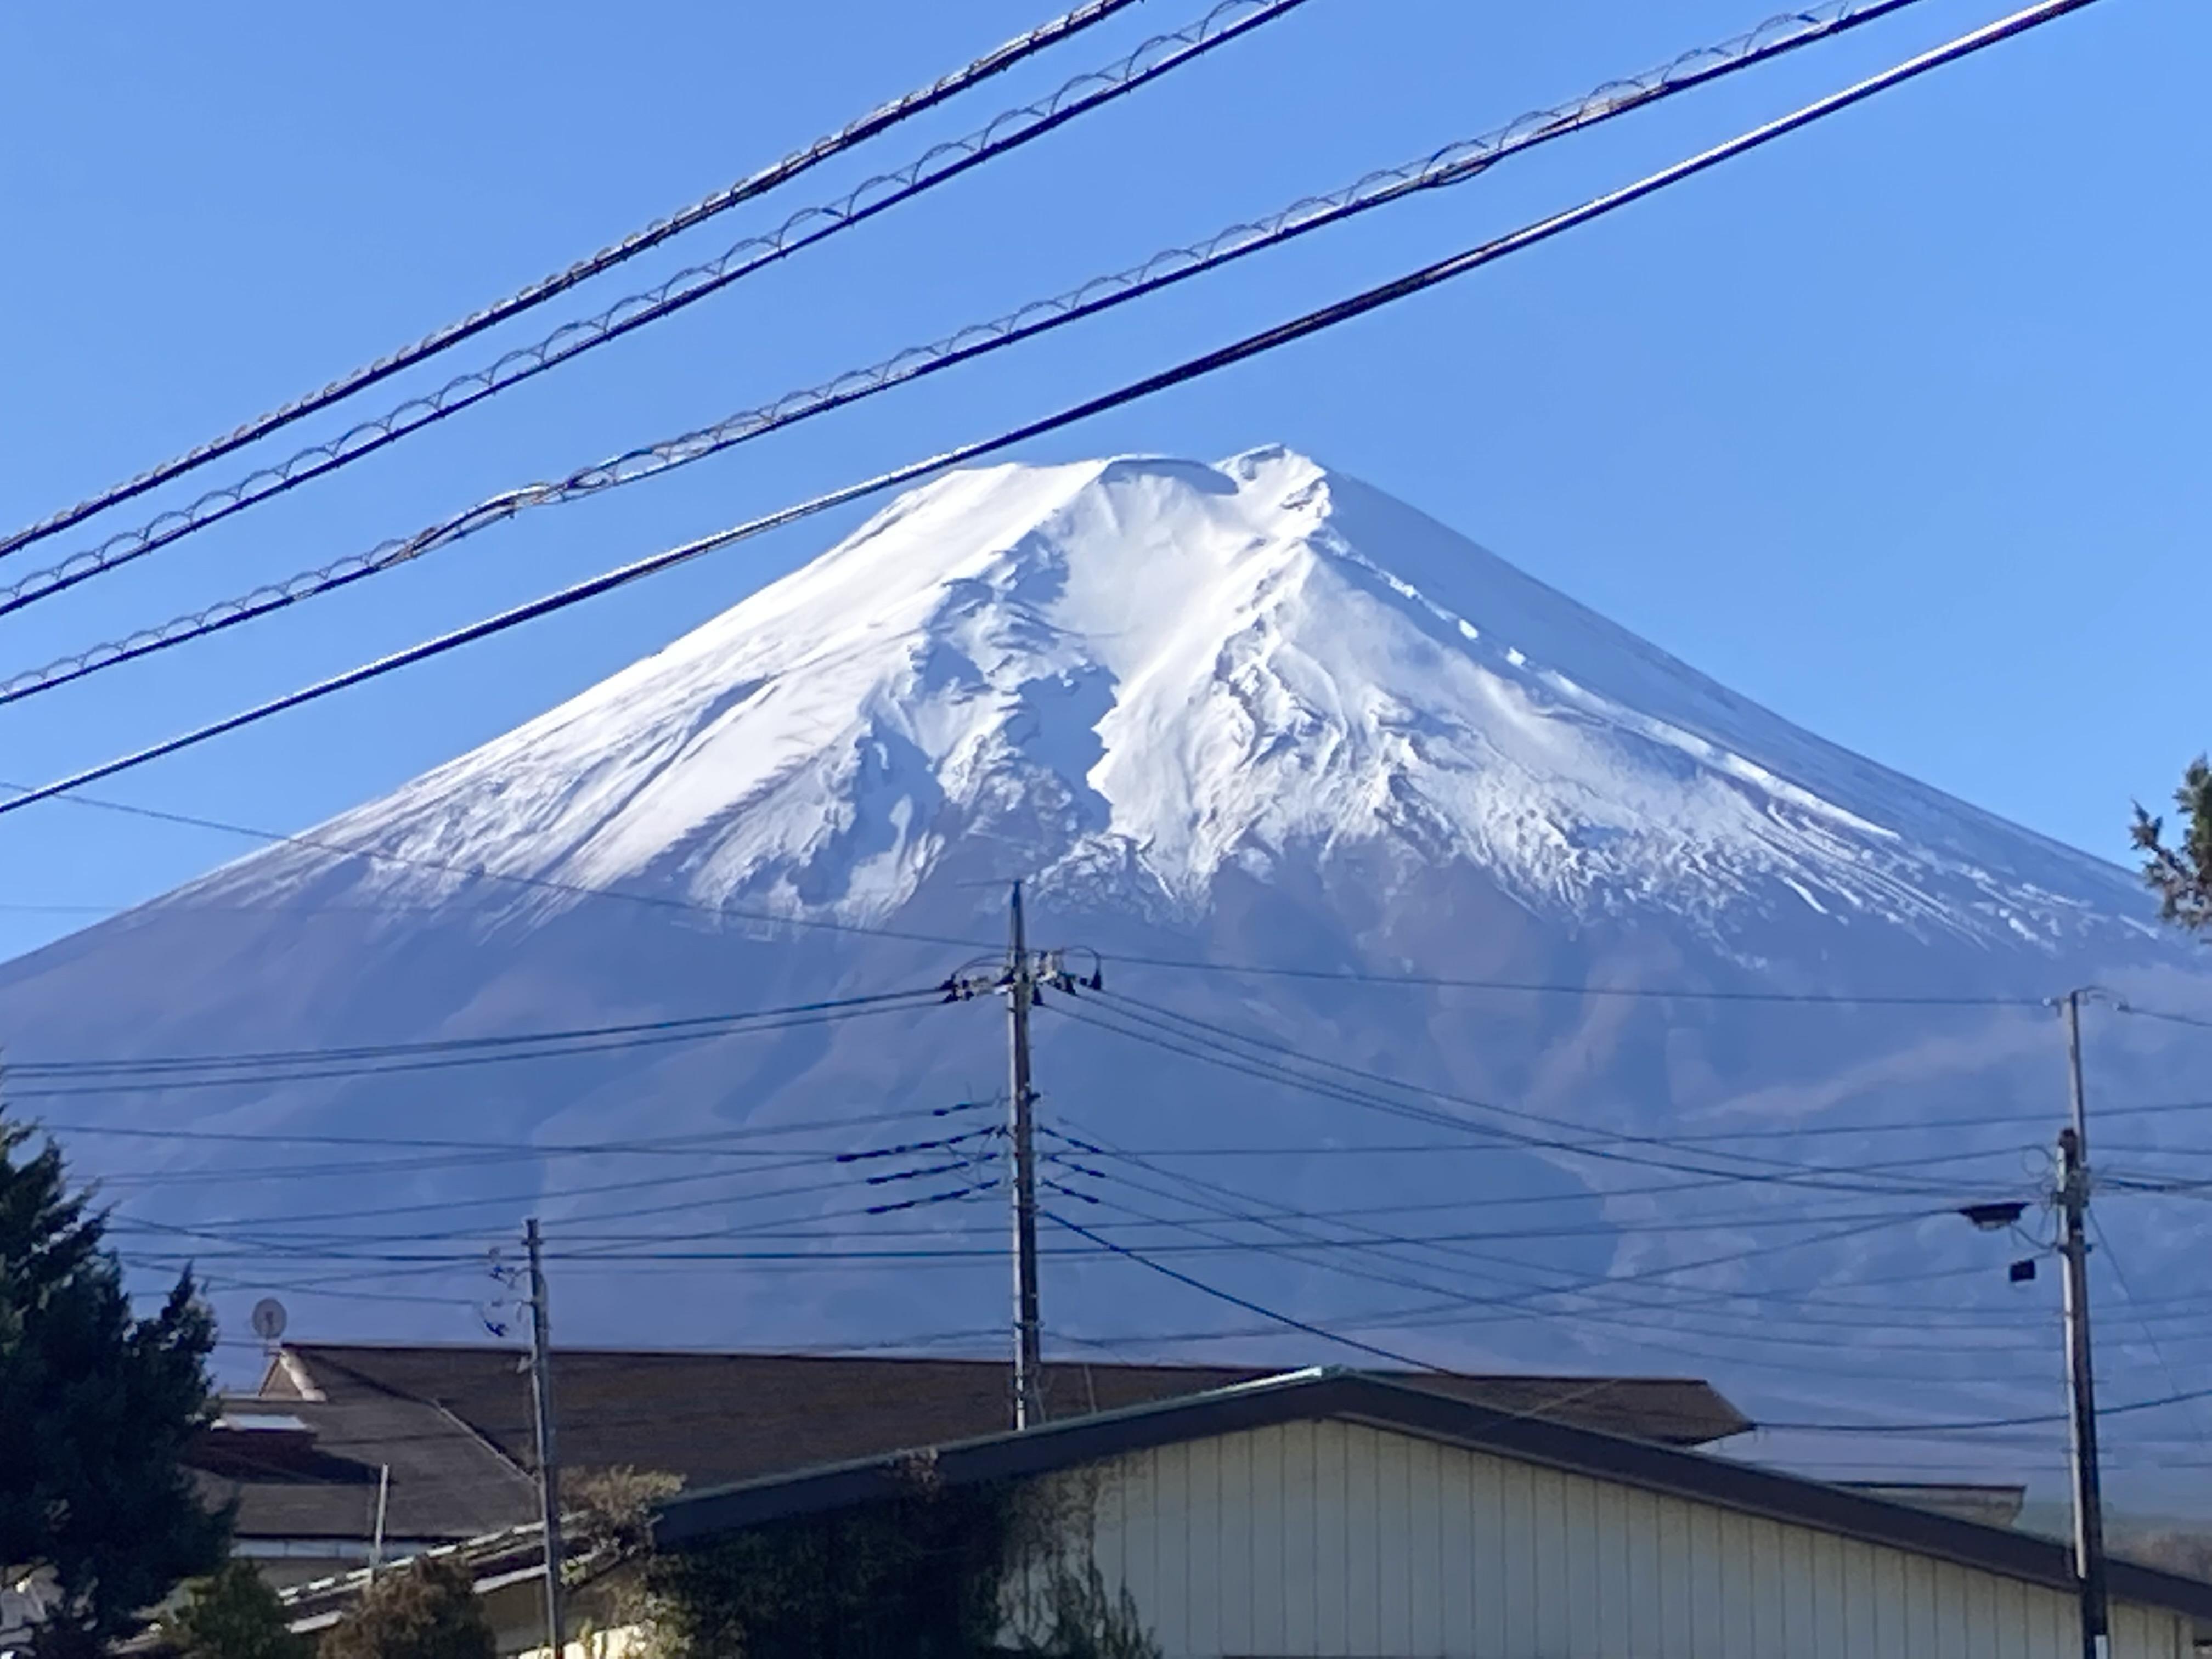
640;1474;1159;1659
1015;1559;1160;1659
565;1466;685;1578
320;1556;495;1659
645;1486;1011;1659
562;1466;684;1655
2132;756;2212;933
0;1119;229;1658
166;1561;312;1659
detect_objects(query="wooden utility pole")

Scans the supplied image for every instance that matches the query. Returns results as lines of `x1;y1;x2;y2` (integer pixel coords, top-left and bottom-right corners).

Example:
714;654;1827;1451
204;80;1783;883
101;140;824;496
524;1218;568;1659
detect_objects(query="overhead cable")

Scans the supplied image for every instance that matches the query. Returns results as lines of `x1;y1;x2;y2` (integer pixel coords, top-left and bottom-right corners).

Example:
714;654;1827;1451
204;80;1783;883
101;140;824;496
0;0;1153;562
1;995;939;1097
2109;1000;2212;1034
1103;952;2047;1008
1042;1205;1449;1372
1760;1381;2212;1435
0;0;1307;618
1052;1179;2053;1364
0;0;2108;824
5;988;934;1077
0;0;1928;699
44;1104;992;1192
1056;992;2005;1196
0;786;996;950
1043;1119;1978;1351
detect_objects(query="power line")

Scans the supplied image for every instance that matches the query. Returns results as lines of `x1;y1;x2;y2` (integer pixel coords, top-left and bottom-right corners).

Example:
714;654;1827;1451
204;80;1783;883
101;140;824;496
1101;952;2049;1008
2086;1209;2212;1458
5;988;935;1077
103;1139;993;1241
1036;1251;2043;1353
1040;1124;1955;1380
1054;990;2006;1195
1042;1206;1449;1373
2;997;940;1097
0;0;1152;563
0;0;1932;709
33;1103;993;1188
1760;1382;2212;1436
0;0;2106;825
5;786;996;950
1065;1187;2060;1365
1041;1119;2007;1368
25;1105;985;1159
2109;1000;2212;1034
0;0;1306;620
1041;1197;2029;1391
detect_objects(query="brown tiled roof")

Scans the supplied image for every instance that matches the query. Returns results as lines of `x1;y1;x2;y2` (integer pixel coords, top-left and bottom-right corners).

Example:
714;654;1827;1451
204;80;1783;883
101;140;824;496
263;1342;1747;1497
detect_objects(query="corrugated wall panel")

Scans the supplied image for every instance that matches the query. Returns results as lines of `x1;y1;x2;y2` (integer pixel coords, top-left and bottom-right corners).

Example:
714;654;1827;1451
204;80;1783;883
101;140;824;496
1415;1433;1451;1654
1345;1423;1381;1656
1247;1418;1286;1658
1283;1415;1309;1659
1040;1418;2196;1658
1495;1451;1531;1654
1207;1427;1245;1659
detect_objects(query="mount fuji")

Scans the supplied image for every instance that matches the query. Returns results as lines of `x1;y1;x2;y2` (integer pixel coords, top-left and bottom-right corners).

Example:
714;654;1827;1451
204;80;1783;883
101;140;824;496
7;447;2210;1487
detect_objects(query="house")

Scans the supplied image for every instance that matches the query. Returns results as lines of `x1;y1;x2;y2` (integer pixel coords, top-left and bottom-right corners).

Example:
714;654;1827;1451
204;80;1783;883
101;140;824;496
198;1341;1747;1586
189;1398;537;1588
278;1368;2212;1658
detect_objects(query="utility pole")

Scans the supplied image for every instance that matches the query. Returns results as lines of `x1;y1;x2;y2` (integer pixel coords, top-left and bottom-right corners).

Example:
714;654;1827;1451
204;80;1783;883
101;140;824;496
368;1464;390;1581
2058;991;2109;1659
524;1218;567;1659
1006;882;1043;1430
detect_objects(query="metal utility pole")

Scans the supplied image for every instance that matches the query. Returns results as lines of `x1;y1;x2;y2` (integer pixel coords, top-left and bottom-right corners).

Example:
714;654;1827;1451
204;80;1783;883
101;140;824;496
1006;882;1044;1430
368;1464;390;1581
2058;992;2109;1659
524;1218;568;1659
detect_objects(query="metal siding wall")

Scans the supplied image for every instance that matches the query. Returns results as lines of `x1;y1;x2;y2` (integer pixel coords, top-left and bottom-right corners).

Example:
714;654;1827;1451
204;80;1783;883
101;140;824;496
1050;1421;2194;1658
1415;1433;1451;1654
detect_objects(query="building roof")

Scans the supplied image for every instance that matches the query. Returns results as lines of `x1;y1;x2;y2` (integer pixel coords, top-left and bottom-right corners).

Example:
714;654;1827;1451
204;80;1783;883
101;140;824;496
1837;1482;2028;1530
189;1393;537;1547
648;1368;2212;1630
261;1341;1748;1496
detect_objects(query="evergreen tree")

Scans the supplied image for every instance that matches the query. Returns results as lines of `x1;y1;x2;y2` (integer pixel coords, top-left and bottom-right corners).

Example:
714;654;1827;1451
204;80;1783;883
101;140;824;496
2132;757;2212;932
166;1561;311;1659
0;1119;229;1658
320;1556;495;1659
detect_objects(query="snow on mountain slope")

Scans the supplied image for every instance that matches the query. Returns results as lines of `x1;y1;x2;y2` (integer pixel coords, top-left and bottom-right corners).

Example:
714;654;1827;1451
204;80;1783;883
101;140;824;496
191;446;2148;955
8;448;2211;1497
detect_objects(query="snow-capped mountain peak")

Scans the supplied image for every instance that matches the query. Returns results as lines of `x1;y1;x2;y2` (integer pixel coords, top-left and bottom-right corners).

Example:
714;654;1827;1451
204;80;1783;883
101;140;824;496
194;446;2140;954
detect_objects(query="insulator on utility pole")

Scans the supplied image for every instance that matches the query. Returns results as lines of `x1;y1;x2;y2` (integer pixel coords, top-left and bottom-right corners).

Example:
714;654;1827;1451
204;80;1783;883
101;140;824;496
2057;991;2109;1659
524;1217;567;1659
1006;881;1043;1430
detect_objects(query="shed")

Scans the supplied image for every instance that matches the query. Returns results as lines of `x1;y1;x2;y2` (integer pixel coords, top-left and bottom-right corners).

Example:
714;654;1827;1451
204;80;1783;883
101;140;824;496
287;1368;2212;1658
643;1368;2212;1658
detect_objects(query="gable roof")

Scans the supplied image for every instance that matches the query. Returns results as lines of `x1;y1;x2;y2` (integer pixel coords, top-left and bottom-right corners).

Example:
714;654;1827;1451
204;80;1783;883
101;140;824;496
649;1368;2212;1630
263;1341;1747;1497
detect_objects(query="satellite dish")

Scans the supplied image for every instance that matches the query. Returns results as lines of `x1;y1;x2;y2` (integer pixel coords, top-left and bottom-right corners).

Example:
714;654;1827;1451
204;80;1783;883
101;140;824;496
250;1298;289;1343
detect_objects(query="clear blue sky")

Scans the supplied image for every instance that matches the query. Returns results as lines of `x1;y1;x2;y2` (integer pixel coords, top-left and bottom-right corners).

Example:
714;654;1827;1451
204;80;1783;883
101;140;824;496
0;0;2202;962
